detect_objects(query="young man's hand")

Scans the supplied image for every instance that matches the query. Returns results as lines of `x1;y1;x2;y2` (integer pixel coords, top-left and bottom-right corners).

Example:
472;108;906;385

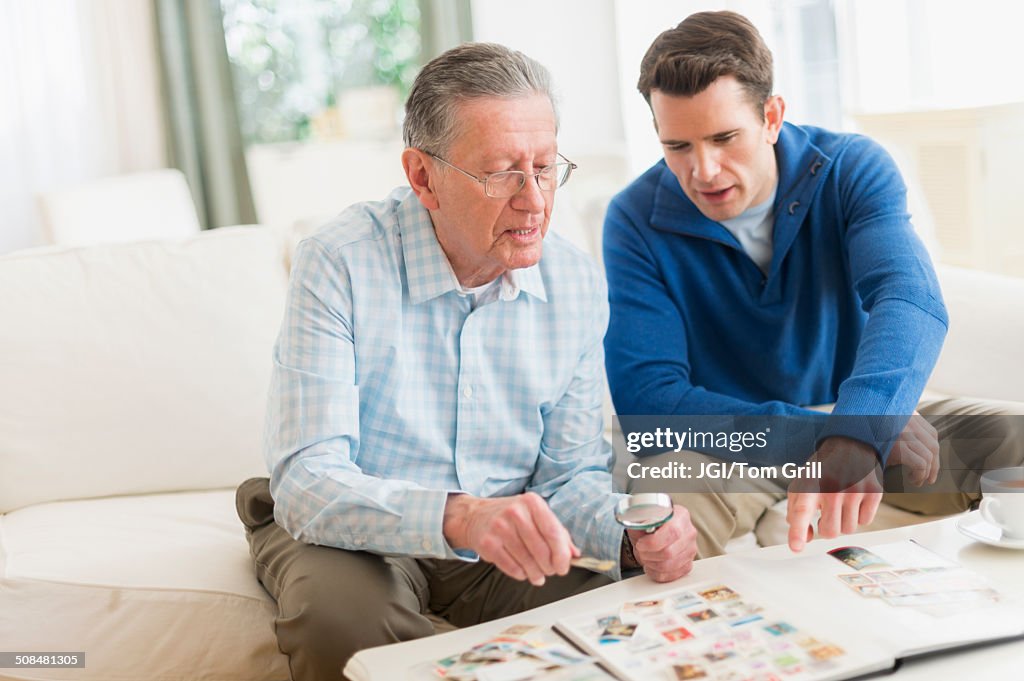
787;412;940;552
626;504;698;583
442;493;577;586
887;411;940;487
787;437;883;552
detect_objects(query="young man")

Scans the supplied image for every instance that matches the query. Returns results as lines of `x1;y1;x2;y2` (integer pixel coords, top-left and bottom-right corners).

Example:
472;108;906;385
237;43;698;680
604;11;1022;558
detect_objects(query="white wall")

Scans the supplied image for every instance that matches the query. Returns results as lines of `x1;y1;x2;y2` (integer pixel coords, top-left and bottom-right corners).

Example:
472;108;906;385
838;0;1024;115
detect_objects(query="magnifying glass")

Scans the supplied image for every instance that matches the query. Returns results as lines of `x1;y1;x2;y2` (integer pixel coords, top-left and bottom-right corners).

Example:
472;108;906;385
614;493;674;533
568;494;675;571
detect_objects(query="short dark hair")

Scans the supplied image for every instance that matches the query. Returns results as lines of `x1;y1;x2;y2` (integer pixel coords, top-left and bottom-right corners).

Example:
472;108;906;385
637;11;773;116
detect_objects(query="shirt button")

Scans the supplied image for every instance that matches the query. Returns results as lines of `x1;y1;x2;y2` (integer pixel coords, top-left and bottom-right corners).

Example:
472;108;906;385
421;539;432;551
463;385;473;398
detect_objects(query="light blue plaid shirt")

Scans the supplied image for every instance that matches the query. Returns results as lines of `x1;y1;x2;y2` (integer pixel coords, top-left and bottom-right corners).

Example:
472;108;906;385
265;186;626;577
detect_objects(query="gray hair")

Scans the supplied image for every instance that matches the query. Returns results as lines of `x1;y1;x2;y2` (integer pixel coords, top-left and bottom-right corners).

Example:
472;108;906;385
403;42;559;156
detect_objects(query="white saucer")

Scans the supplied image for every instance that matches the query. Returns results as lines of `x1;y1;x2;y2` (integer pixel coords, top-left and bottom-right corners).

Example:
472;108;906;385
956;511;1024;549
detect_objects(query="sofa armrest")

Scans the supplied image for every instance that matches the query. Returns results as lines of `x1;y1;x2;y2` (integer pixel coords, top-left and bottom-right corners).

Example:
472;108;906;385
928;265;1024;403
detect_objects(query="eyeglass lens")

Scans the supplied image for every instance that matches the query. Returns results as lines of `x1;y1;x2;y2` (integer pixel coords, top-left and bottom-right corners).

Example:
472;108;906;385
485;163;573;197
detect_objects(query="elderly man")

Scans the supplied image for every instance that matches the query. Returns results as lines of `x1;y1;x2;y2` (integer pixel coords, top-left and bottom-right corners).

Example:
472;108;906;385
236;43;698;680
605;12;1022;558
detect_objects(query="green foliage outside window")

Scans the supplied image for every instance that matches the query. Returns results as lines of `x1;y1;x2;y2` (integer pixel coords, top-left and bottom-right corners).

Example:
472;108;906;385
221;0;421;144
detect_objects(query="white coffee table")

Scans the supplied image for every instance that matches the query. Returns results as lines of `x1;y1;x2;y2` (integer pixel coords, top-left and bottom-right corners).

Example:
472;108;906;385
344;513;1024;680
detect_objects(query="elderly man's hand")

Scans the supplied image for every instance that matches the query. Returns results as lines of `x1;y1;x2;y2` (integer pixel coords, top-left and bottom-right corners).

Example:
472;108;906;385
787;437;883;552
627;504;698;583
442;493;577;586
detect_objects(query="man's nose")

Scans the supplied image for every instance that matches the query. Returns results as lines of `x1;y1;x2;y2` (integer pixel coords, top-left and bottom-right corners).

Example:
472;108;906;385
512;173;547;212
691;146;721;183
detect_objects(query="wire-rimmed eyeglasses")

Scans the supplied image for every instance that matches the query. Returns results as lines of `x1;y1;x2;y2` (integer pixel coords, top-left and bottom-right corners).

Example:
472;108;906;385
428;152;577;198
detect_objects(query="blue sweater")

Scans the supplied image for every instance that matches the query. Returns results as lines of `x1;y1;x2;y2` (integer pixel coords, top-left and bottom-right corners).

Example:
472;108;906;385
603;122;948;461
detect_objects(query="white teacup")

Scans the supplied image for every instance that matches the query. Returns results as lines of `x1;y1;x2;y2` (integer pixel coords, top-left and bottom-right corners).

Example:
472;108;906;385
979;467;1024;540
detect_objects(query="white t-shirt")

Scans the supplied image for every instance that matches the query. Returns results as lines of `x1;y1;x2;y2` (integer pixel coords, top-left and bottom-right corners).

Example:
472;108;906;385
720;185;777;274
456;277;501;310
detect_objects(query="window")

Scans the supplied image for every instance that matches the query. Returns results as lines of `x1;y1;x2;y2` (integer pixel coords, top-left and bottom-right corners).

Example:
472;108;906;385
221;0;421;144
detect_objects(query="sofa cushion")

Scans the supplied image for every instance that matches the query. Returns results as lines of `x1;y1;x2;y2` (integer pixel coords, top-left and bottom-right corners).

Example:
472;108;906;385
0;490;289;681
930;265;1024;403
0;227;289;512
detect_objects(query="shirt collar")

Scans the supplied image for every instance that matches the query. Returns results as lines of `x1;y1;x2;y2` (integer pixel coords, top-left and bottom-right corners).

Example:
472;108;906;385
398;190;460;304
398;190;548;304
504;264;547;303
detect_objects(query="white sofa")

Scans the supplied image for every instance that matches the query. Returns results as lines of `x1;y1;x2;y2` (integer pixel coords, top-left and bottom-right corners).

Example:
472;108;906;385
0;227;292;681
1;222;1022;681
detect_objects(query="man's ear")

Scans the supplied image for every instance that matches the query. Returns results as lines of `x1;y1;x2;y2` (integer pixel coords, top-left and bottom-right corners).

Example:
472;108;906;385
402;148;440;210
763;95;785;144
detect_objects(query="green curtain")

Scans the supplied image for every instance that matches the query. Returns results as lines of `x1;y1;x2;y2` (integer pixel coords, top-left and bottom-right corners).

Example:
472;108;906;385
154;0;256;229
419;0;473;60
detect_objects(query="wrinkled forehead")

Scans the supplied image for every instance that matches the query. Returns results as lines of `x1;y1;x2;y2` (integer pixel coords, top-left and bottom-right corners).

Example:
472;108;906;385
448;95;559;162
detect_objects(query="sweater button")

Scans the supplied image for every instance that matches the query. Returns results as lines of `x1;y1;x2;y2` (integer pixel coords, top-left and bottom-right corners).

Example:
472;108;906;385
788;201;800;215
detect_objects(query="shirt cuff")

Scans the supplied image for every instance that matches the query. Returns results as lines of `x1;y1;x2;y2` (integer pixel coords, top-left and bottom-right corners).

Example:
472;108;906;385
405;488;477;561
595;492;630;581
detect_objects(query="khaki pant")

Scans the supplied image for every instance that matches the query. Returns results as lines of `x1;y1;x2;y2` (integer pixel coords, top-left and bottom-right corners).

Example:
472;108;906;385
627;398;1024;558
236;478;612;681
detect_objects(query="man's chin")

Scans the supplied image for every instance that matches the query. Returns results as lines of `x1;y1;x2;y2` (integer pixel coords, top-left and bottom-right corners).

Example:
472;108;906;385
683;189;741;222
507;245;543;271
696;201;743;223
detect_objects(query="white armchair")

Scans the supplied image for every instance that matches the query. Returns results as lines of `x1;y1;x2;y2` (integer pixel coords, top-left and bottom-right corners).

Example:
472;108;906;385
37;168;201;246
